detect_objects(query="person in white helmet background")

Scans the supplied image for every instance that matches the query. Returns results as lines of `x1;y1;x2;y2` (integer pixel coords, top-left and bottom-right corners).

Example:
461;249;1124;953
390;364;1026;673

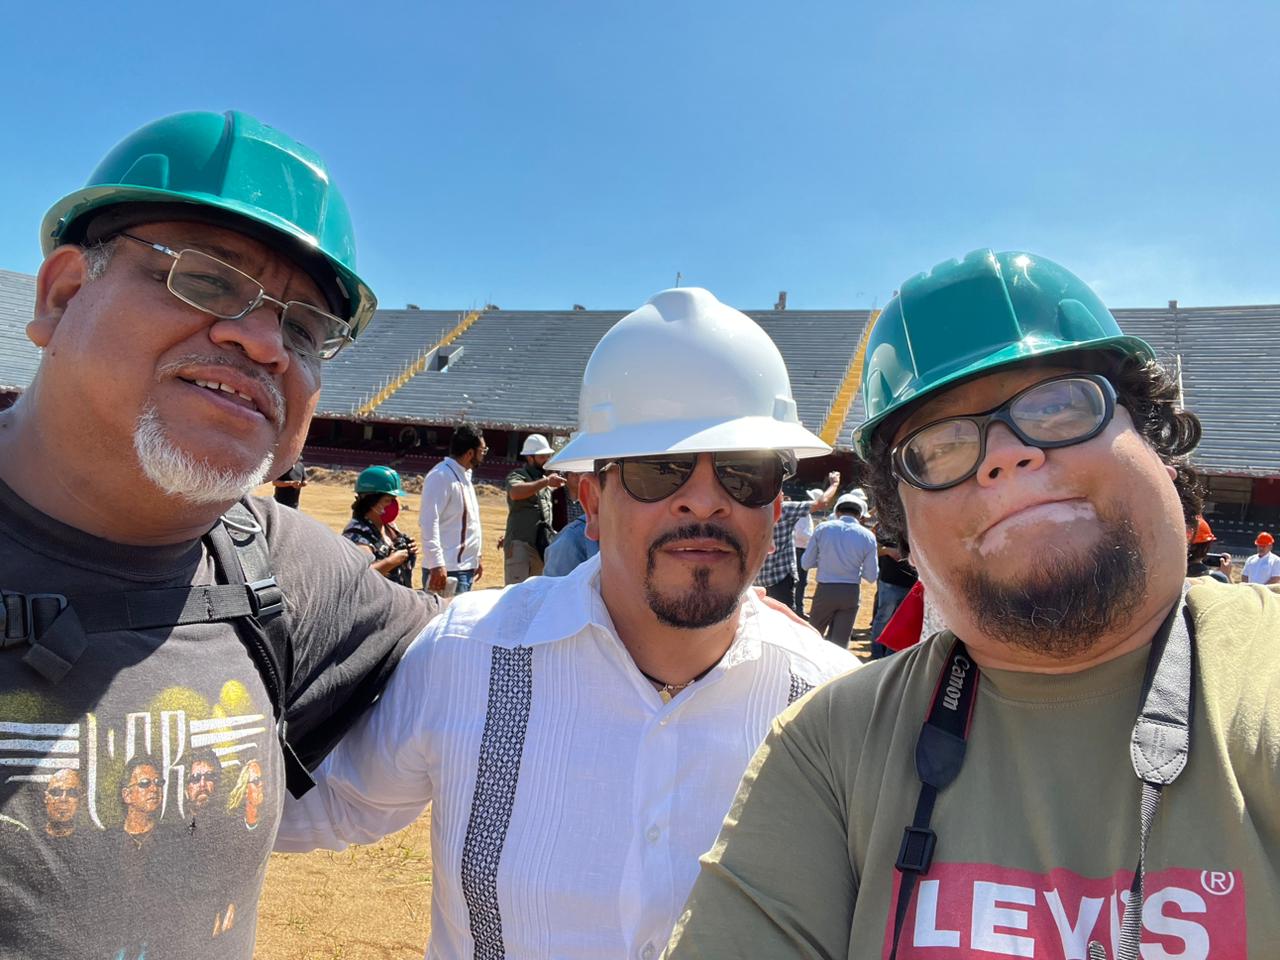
276;287;858;959
800;490;878;648
503;432;566;583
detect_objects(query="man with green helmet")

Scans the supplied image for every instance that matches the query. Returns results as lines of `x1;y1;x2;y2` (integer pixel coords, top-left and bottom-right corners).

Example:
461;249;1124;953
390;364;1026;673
0;111;439;957
668;250;1280;959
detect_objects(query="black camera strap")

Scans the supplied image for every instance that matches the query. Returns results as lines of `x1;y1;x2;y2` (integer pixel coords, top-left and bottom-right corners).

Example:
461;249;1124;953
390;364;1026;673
889;639;979;960
889;594;1193;960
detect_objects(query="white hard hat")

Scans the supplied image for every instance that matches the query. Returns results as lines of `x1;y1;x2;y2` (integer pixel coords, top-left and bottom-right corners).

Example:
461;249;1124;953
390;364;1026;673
836;492;867;512
519;433;554;457
807;487;825;501
548;287;831;471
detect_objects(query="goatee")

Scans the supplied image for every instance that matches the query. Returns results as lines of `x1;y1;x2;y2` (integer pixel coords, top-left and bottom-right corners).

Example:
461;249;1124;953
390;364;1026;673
959;518;1148;659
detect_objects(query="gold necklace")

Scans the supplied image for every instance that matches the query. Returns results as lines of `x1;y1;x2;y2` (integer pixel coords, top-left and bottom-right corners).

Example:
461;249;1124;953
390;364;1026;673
638;664;715;703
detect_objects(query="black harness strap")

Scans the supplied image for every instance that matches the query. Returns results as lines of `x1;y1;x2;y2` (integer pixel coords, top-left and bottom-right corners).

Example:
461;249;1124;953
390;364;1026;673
3;500;313;797
205;503;313;798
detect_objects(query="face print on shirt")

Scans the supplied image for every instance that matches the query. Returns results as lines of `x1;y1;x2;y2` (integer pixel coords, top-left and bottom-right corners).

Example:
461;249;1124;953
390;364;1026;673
0;675;279;957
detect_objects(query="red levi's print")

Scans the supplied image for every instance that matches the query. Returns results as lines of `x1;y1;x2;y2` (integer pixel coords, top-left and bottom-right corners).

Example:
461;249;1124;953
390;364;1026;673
882;862;1246;959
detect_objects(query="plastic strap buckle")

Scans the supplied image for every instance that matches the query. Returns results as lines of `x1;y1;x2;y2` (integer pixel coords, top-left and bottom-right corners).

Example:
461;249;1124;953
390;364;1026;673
246;578;284;621
1;593;69;649
896;825;937;875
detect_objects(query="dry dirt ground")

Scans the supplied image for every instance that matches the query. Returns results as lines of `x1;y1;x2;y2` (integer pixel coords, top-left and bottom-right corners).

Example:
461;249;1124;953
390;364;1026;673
251;475;873;959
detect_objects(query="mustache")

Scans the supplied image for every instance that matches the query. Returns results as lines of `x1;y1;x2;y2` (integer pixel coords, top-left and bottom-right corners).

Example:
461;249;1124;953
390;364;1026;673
156;354;286;430
648;523;746;563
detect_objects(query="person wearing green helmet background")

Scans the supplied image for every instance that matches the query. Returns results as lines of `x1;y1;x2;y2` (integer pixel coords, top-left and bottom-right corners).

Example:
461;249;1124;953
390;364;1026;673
342;466;420;587
0;111;440;958
668;250;1280;959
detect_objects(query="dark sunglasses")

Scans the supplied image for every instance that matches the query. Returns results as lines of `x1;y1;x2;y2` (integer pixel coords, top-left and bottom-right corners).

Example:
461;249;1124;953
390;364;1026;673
189;772;218;784
597;451;796;508
892;374;1118;491
128;778;161;790
46;787;80;799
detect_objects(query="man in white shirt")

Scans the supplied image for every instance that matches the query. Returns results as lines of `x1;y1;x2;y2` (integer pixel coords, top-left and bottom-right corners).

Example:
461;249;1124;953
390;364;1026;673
801;492;879;649
276;287;857;959
419;423;486;593
1243;531;1280;585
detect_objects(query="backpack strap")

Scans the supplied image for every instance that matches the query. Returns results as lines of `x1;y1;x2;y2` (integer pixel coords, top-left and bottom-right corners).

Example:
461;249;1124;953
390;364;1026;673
204;500;315;798
3;500;315;796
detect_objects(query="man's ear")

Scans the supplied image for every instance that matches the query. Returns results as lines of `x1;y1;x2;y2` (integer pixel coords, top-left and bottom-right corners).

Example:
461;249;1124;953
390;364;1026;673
581;472;602;543
29;246;90;348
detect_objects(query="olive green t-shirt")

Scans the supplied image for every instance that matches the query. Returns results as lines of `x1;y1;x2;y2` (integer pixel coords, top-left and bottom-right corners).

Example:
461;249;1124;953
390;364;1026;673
505;464;554;547
667;580;1280;959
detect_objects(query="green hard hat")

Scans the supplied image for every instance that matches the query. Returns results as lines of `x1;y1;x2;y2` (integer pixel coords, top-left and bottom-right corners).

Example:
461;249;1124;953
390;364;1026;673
853;249;1155;459
41;110;377;339
355;466;406;497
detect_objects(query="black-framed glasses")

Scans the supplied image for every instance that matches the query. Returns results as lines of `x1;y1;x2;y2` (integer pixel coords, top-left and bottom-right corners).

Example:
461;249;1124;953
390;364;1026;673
892;374;1118;491
117;232;353;360
189;772;218;784
597;451;797;508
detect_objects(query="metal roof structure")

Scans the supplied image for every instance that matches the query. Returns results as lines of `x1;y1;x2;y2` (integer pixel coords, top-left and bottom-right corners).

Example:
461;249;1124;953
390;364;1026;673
0;269;1275;475
0;270;39;392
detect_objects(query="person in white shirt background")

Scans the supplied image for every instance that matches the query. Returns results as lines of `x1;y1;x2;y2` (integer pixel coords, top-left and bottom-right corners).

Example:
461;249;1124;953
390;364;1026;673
1243;530;1280;584
801;490;879;648
419;423;487;593
275;287;857;960
790;487;824;617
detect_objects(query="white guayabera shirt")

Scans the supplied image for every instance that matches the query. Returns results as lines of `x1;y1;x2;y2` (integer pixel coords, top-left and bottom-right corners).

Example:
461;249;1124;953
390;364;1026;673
276;555;857;960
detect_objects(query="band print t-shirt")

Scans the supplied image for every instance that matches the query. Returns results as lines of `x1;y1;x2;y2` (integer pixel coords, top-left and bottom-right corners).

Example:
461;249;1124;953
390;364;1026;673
0;480;436;960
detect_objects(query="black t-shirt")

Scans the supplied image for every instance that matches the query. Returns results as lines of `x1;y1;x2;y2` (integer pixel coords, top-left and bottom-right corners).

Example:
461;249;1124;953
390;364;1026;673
0;481;436;959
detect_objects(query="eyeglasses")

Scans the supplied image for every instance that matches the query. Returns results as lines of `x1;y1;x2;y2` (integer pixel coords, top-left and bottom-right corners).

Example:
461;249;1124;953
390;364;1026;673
892;373;1117;491
46;787;80;799
128;778;161;790
117;232;352;360
189;772;218;784
247;776;263;786
598;451;797;508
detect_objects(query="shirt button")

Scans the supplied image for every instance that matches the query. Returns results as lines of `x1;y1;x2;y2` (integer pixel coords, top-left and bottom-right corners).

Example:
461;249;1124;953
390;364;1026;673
646;825;661;843
640;944;656;960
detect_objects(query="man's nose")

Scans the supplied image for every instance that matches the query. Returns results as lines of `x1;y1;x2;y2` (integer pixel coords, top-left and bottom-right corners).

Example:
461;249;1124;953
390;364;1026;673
669;455;733;518
974;423;1046;487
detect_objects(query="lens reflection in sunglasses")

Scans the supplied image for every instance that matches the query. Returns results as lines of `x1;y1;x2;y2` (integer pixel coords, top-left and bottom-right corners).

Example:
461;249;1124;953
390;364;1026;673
616;454;785;507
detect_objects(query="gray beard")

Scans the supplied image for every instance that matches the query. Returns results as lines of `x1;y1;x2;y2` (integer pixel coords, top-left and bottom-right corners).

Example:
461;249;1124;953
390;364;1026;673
958;517;1148;659
133;403;274;505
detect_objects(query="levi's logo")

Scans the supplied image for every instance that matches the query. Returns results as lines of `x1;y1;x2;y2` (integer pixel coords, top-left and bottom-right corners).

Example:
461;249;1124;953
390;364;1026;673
884;863;1245;959
942;654;971;712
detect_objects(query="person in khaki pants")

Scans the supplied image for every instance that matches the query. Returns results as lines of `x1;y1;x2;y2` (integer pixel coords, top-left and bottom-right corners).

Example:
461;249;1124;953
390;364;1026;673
801;493;878;648
504;433;565;583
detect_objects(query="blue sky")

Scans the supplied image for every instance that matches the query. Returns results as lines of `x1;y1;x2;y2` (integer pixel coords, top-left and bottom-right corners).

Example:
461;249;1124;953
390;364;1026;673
3;1;1278;312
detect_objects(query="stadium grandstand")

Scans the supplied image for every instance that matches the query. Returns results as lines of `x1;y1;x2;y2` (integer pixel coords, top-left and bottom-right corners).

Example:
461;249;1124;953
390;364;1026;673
1;267;1277;557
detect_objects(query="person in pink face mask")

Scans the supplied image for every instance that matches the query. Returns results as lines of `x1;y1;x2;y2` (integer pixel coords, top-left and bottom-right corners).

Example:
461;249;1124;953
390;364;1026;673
343;466;418;587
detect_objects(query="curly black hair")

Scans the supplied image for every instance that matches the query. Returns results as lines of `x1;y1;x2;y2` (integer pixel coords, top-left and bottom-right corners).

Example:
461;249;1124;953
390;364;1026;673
861;356;1204;546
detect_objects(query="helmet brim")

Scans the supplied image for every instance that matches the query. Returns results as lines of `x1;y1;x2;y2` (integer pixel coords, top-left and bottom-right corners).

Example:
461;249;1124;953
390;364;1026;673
547;416;831;473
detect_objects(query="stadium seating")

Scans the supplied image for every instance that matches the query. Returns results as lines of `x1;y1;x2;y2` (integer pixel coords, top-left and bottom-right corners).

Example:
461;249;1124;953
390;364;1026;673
1174;306;1280;477
0;270;39;392
316;310;463;416
372;309;868;437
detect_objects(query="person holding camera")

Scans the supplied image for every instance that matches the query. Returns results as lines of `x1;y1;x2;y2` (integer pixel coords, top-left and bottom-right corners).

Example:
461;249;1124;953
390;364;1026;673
343;466;418;588
1186;515;1231;583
